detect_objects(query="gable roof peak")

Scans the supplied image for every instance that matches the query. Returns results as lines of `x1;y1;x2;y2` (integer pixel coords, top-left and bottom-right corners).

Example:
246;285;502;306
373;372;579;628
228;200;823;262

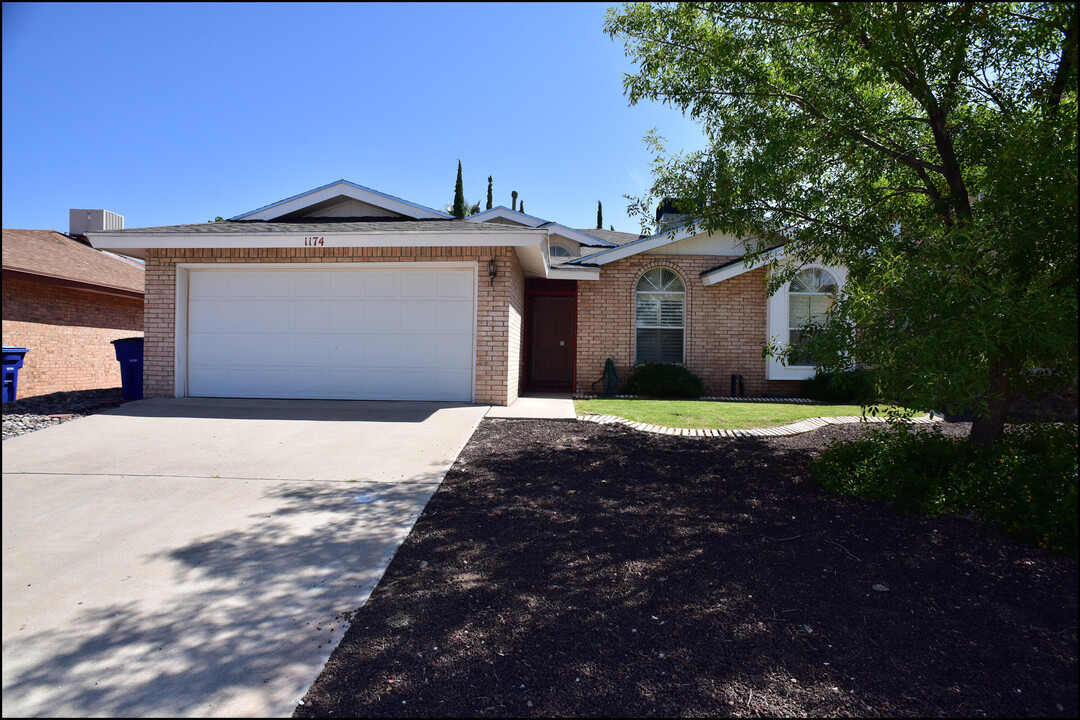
230;180;451;222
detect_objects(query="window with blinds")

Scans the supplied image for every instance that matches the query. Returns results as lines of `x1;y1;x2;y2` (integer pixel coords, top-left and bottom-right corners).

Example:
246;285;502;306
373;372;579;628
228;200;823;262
788;267;838;366
635;267;685;363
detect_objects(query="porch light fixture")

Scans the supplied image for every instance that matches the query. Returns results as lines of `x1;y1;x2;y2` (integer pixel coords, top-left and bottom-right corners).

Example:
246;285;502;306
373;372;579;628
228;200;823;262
488;258;497;286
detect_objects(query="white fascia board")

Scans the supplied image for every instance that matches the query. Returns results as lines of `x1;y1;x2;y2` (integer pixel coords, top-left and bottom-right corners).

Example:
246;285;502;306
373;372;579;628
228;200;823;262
547;266;600;281
466;206;549;227
230;180;451;220
87;229;549;257
701;246;787;286
569;226;697;266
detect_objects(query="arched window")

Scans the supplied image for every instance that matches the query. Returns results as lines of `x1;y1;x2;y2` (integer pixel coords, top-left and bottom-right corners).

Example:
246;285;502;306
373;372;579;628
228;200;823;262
635;267;685;363
788;267;838;365
549;245;572;258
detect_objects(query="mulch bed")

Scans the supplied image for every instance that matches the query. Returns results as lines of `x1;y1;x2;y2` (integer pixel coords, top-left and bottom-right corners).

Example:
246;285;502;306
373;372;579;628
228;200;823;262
296;419;1078;718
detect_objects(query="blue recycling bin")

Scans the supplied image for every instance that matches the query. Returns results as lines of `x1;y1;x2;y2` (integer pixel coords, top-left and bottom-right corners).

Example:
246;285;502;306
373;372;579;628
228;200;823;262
2;346;30;403
111;337;144;401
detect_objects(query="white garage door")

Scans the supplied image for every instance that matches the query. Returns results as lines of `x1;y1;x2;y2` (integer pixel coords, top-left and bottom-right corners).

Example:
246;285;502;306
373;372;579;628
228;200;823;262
185;266;475;401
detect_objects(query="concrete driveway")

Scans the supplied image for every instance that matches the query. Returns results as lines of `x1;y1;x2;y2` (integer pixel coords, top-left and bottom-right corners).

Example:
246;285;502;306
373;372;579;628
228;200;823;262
2;397;489;718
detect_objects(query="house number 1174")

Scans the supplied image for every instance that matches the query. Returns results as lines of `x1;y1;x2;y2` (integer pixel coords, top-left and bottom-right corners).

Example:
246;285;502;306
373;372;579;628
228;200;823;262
304;236;325;246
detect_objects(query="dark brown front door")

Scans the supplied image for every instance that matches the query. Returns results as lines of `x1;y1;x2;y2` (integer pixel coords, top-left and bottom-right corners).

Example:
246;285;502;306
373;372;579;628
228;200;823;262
525;282;576;391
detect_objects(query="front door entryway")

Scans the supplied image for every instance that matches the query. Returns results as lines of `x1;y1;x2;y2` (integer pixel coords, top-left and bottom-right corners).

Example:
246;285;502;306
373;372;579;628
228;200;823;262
524;279;576;392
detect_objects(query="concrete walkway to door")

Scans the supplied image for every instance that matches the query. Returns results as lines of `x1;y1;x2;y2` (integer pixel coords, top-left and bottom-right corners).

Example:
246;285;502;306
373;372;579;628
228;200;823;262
2;398;488;718
485;394;576;420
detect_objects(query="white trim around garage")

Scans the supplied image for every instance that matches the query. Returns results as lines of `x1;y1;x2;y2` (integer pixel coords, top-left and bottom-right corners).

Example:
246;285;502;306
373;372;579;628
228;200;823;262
173;261;479;401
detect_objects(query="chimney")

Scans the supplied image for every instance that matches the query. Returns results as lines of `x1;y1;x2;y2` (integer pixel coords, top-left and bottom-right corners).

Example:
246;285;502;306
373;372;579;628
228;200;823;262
69;209;124;236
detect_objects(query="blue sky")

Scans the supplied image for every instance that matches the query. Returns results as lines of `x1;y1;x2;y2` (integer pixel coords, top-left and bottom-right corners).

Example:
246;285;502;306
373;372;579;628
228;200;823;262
2;2;705;234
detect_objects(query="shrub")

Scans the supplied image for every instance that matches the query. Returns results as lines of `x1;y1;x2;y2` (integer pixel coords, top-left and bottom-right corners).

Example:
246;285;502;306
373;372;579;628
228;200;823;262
811;422;1078;557
623;363;704;399
803;369;879;404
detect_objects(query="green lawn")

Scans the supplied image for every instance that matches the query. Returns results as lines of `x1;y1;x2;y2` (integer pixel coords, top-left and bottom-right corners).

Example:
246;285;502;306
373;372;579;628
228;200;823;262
575;398;923;430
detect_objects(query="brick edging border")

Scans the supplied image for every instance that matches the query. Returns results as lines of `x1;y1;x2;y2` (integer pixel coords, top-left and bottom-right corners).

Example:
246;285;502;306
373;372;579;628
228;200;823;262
574;394;816;403
575;413;942;438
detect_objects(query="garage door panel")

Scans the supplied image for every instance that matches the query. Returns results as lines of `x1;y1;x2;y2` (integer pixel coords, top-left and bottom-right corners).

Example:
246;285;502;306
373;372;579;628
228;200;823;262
436;335;473;367
365;273;400;298
251;301;293;332
400;302;437;331
363;336;399;365
326;370;364;397
327;300;366;332
329;273;365;297
293;272;328;297
254;271;293;297
438;271;472;299
361;370;399;399
328;335;366;363
291;300;331;333
401;272;436;298
364;303;401;331
187;333;225;364
189;300;229;332
187;267;475;401
281;368;325;397
189;271;227;298
228;272;264;298
401;371;437;399
436;370;472;400
437;303;472;332
398;336;431;367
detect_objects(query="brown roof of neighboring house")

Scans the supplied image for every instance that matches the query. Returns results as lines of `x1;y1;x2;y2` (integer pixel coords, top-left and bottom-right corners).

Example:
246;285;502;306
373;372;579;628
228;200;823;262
2;229;144;296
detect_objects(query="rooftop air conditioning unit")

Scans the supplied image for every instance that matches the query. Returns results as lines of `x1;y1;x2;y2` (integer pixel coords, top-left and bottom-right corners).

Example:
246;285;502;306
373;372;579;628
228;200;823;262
69;209;124;235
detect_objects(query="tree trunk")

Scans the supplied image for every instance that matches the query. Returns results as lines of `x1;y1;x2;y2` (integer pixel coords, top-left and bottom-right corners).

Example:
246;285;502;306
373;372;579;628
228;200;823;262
969;362;1015;446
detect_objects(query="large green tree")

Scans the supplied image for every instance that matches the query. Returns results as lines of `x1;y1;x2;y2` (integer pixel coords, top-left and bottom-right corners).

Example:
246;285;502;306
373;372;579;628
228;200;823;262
606;2;1078;444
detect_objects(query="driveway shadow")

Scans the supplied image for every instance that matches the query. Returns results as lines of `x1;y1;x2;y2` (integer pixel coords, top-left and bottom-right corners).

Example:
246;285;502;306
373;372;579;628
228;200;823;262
1;467;450;717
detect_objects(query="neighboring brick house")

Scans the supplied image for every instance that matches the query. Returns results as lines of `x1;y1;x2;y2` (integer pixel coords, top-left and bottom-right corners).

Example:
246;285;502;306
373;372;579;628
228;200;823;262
3;228;144;398
86;180;845;405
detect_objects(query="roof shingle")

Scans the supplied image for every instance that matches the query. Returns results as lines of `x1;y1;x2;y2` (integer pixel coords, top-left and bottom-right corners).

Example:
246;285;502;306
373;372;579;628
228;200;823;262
574;228;645;246
98;218;540;235
2;229;144;295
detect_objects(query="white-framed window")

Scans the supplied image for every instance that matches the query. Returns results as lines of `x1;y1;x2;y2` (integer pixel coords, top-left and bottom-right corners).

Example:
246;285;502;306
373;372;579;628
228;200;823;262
787;267;838;366
549;245;572;258
766;263;847;381
635;266;685;363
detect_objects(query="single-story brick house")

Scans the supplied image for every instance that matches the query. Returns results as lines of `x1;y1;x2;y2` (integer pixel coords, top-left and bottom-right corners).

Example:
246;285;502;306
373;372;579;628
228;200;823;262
86;180;845;405
2;225;144;398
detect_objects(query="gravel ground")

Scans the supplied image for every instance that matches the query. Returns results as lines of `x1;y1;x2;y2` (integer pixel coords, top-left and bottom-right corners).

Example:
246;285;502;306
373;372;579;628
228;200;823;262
2;388;125;440
296;418;1077;718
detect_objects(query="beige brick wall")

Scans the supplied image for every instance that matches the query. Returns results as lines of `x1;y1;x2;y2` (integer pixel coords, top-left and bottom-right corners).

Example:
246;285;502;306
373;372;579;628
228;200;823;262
576;255;803;397
143;247;522;405
2;276;143;398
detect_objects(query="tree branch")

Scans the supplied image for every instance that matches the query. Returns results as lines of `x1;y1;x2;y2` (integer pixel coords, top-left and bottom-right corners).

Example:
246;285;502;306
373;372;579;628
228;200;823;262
1047;3;1078;121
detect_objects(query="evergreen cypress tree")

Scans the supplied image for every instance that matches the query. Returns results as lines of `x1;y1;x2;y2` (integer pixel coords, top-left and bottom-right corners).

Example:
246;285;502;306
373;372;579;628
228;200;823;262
519;202;525;214
486;176;493;210
597;201;603;229
452;160;466;219
511;190;518;212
